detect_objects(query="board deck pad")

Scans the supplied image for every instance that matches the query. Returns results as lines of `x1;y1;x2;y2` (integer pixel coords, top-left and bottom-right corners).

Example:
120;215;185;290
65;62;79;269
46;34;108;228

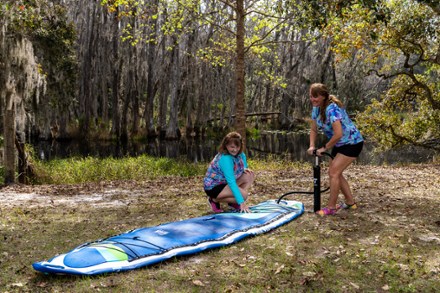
33;200;304;275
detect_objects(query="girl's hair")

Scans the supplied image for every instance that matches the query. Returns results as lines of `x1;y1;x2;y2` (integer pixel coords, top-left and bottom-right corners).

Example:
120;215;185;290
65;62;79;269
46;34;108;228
310;83;343;122
219;131;243;154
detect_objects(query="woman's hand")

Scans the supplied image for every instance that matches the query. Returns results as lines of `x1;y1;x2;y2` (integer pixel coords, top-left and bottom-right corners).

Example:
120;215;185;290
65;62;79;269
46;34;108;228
307;146;315;156
316;147;326;157
239;202;251;213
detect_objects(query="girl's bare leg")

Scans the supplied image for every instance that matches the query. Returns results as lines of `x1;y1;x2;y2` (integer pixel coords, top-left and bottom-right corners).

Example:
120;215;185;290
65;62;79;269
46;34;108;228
339;175;355;205
215;171;255;204
327;154;356;209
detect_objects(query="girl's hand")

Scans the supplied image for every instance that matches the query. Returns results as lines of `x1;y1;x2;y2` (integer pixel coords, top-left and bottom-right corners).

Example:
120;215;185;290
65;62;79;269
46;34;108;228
244;168;254;176
240;202;251;213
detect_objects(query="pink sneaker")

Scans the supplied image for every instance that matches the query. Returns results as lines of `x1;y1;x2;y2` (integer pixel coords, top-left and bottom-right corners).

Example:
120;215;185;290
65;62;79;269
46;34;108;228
208;198;223;213
228;203;240;210
316;207;337;216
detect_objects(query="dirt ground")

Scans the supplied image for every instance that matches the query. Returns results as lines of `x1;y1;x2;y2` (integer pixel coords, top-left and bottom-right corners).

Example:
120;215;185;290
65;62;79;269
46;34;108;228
1;163;439;291
2;163;439;242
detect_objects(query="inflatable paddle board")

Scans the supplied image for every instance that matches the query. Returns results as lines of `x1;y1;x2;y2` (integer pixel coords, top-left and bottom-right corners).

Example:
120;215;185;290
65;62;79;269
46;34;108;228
33;200;303;275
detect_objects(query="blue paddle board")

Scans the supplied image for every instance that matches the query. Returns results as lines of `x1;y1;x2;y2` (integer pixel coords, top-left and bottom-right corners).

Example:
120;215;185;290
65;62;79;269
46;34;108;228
33;200;303;275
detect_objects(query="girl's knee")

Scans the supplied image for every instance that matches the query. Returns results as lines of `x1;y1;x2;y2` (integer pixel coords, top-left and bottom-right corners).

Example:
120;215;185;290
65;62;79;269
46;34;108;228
328;168;342;179
240;172;255;183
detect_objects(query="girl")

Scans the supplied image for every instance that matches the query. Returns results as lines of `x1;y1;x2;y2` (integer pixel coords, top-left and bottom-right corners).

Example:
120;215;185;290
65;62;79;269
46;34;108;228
204;132;255;213
307;83;364;216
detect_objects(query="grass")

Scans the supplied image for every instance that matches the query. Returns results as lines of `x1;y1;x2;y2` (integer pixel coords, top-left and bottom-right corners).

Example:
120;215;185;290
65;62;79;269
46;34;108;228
1;156;440;292
31;154;206;184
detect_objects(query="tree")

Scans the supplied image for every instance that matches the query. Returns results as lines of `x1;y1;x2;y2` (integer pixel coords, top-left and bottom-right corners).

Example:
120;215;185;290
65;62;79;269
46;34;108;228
1;2;46;184
1;1;76;184
3;76;16;184
321;0;440;150
235;0;246;141
100;0;322;143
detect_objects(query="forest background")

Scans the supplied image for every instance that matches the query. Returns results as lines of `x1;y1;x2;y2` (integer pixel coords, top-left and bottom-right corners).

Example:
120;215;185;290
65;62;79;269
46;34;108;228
0;1;440;292
0;0;439;180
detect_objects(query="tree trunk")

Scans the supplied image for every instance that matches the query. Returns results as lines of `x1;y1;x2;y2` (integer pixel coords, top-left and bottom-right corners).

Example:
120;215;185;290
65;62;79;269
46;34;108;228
158;35;170;138
185;30;197;137
15;133;27;184
194;65;206;137
128;7;140;138
79;4;97;136
4;80;16;184
144;0;159;137
120;87;130;141
110;9;121;138
100;11;109;128
235;0;246;146
131;76;140;137
165;37;180;139
121;29;138;141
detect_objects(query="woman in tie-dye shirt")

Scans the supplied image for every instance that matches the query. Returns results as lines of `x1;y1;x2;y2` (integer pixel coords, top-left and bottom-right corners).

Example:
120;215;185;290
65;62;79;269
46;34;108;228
204;132;255;213
307;83;364;216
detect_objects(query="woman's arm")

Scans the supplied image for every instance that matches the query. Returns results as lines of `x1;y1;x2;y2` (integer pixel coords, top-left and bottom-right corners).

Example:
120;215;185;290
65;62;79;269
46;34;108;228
218;155;245;205
307;120;318;155
318;120;343;155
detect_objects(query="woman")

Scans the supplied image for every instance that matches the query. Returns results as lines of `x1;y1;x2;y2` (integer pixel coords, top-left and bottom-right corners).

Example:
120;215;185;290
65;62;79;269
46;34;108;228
204;132;255;213
307;83;364;216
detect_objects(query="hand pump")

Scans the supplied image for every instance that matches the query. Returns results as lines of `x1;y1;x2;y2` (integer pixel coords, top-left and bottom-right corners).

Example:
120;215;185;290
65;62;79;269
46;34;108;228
312;149;321;212
277;150;333;213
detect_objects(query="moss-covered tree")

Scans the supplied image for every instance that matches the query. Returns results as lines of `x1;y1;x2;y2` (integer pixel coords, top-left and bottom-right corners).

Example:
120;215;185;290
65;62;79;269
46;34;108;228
0;0;76;184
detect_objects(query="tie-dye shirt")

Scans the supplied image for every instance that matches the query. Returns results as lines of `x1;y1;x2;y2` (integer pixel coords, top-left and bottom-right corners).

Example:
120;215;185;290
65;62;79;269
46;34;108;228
312;103;363;147
203;152;248;204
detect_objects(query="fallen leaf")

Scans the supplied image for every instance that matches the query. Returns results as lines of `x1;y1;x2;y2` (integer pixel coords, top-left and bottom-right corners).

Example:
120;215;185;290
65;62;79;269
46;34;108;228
192;280;205;287
275;264;285;274
350;282;360;289
302;271;316;277
37;282;48;288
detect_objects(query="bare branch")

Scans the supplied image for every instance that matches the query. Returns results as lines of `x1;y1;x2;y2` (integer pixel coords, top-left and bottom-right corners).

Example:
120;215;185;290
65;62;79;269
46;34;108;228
388;125;440;151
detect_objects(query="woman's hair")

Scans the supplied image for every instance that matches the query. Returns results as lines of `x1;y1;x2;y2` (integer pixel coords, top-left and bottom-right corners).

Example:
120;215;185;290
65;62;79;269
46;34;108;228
219;131;243;154
310;83;343;122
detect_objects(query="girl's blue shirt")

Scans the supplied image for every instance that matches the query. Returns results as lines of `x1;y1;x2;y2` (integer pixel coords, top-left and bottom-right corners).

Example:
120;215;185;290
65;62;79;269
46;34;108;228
312;103;363;147
204;152;248;204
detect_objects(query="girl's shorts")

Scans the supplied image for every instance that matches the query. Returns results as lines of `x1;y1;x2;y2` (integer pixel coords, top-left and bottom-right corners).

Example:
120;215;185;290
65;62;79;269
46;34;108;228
205;184;227;198
331;141;364;158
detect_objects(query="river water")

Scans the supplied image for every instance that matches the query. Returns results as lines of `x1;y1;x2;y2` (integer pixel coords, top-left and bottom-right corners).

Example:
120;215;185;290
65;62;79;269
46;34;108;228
32;131;436;165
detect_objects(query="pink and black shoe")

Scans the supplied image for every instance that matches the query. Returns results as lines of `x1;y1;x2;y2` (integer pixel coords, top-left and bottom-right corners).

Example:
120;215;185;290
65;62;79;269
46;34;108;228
228;203;240;210
208;198;223;213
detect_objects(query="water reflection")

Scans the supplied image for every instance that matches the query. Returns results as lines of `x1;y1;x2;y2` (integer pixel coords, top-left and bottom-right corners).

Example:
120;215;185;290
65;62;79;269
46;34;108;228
32;131;436;165
248;131;316;162
249;131;436;165
34;138;220;163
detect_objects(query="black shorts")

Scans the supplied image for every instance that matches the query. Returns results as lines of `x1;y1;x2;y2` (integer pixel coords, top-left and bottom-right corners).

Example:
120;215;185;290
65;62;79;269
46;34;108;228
205;184;227;199
331;141;364;158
